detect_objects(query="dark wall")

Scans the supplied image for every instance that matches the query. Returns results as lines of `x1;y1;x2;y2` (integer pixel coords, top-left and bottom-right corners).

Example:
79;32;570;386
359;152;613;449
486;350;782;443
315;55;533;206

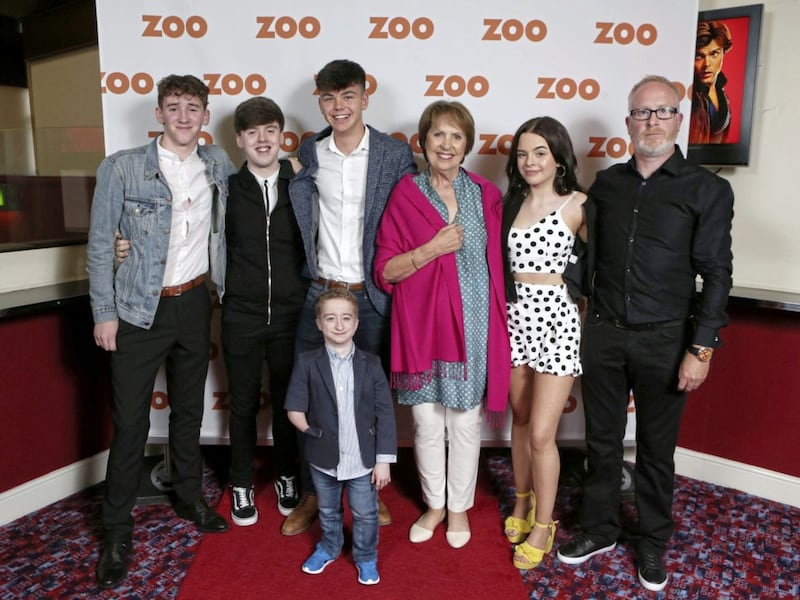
0;300;113;493
679;302;800;478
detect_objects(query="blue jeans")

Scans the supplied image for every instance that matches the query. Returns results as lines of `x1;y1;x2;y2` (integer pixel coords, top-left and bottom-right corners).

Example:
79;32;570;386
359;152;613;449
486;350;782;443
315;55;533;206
310;469;378;564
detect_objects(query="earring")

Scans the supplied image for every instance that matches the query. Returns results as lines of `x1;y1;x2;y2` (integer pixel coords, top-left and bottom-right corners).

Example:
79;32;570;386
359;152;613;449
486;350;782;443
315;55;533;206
556;165;566;178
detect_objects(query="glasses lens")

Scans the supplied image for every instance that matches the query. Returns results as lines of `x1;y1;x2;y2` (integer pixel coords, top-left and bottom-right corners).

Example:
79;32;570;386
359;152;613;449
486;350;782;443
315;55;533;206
656;107;676;119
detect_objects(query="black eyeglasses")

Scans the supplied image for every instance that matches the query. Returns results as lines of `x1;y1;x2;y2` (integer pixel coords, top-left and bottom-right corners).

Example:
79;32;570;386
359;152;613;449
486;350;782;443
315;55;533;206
628;107;679;121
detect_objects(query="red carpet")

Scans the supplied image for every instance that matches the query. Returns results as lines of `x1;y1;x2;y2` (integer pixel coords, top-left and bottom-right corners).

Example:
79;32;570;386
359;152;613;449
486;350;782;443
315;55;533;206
178;451;528;599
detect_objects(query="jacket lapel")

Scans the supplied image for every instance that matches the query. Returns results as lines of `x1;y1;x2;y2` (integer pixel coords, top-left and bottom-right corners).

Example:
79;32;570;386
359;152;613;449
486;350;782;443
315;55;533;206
364;127;386;235
313;348;338;408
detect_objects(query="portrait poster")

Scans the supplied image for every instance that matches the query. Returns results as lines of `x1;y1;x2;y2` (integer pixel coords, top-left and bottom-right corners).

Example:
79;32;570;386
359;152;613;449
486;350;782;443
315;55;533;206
688;4;763;165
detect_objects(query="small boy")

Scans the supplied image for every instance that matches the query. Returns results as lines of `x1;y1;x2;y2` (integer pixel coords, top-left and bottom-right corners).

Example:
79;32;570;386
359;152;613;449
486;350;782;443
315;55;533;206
286;288;397;585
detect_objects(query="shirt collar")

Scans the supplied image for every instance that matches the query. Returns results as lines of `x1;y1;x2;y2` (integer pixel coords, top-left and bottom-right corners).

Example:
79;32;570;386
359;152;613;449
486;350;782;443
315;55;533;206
325;343;355;362
324;126;370;156
628;144;684;177
246;164;279;190
156;136;200;164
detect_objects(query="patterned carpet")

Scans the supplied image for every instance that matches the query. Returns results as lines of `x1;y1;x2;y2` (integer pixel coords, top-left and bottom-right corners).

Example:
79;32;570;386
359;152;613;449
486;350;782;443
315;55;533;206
485;450;799;599
1;448;797;599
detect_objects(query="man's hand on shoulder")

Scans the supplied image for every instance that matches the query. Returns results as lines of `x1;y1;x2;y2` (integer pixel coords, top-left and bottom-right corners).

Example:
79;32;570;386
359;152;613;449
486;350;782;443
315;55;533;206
94;320;119;352
288;156;303;175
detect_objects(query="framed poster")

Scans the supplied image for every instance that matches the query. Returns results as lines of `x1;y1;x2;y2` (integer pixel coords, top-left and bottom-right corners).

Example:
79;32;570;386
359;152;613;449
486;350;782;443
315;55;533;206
687;4;763;166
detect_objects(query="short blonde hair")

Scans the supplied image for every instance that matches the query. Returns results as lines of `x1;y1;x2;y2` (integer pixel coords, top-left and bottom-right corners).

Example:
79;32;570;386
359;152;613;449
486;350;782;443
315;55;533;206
628;75;681;110
315;288;359;318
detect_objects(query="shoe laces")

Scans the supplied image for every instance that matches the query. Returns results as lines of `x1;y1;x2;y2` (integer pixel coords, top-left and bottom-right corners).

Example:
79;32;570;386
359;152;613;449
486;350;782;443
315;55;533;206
641;551;663;573
280;476;296;497
233;486;252;508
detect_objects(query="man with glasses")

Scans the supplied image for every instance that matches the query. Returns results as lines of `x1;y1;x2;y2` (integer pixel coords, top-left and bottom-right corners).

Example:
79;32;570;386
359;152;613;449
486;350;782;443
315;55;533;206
557;76;734;593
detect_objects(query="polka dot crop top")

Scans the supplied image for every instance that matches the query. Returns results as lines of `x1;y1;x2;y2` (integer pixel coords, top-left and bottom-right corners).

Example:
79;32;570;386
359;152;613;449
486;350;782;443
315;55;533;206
508;193;577;275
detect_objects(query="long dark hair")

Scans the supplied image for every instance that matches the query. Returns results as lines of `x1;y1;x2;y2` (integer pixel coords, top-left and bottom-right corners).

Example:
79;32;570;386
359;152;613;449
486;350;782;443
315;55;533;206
501;116;582;302
504;116;581;203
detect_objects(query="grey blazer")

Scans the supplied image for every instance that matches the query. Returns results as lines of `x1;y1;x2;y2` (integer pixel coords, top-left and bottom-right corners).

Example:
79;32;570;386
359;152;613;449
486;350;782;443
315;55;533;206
288;125;416;316
285;345;397;470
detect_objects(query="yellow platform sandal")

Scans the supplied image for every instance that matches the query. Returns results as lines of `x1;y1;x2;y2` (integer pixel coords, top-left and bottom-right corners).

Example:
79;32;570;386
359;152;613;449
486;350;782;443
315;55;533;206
503;491;536;544
512;520;558;570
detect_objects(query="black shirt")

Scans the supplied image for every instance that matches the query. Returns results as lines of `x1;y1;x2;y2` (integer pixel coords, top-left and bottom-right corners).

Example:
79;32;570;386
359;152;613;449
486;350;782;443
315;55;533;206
588;146;733;347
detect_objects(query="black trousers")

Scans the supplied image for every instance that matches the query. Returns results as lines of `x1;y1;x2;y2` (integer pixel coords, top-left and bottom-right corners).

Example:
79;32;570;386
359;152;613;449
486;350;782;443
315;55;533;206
103;285;211;541
579;314;689;553
221;308;299;487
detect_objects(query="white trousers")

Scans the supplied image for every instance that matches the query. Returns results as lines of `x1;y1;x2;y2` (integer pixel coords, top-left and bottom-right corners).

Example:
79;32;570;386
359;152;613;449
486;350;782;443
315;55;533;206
411;402;482;513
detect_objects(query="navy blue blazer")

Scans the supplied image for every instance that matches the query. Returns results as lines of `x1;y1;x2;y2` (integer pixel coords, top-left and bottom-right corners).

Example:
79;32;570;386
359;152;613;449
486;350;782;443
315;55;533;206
288;125;416;316
284;345;397;471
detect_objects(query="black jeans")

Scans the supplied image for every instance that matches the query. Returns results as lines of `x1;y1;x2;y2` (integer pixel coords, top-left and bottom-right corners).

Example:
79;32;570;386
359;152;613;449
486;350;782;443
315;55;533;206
221;309;300;487
103;285;211;541
579;314;689;553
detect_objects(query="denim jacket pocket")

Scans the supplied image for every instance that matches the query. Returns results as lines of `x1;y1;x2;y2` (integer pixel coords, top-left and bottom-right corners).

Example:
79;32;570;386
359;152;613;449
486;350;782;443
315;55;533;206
122;197;158;240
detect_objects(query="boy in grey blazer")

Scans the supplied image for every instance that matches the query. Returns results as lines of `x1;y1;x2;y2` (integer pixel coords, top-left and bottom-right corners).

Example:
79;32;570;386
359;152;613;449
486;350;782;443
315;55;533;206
287;289;397;585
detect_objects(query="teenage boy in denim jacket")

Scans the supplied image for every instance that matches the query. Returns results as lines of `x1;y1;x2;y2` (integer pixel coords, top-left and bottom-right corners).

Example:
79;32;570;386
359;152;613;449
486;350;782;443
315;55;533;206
87;74;235;590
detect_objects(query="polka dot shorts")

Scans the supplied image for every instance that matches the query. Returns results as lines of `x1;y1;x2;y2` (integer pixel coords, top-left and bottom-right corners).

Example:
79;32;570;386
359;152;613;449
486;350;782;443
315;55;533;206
507;282;582;375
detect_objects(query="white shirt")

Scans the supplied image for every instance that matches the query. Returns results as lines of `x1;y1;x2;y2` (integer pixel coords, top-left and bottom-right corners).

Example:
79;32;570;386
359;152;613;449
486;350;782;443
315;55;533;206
248;167;279;216
314;128;369;283
158;139;213;287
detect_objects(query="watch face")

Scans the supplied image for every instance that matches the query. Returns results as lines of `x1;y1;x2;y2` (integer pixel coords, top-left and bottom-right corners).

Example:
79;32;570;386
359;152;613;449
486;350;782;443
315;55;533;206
697;347;713;362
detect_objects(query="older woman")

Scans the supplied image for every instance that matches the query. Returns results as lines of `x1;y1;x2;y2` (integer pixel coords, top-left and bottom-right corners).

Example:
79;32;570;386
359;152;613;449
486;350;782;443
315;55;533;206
374;101;509;549
501;117;587;569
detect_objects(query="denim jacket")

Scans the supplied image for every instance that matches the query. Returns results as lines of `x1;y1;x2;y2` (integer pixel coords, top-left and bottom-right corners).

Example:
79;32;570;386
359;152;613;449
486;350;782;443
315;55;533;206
87;137;234;329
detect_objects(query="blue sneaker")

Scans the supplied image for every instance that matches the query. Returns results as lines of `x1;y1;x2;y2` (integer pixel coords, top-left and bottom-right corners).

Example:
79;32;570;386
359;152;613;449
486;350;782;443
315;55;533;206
356;560;380;585
301;546;335;575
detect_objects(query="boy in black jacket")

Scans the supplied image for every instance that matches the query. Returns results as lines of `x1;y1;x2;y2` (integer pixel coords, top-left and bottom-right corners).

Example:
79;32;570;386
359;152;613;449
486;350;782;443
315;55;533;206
222;97;307;525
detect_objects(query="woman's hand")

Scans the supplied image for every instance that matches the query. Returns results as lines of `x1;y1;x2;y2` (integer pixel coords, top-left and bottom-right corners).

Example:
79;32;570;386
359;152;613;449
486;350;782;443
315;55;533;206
429;223;463;256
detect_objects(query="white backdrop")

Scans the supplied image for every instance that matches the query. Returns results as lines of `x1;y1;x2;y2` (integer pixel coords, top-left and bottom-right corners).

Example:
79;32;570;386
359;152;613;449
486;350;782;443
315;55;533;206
95;0;698;445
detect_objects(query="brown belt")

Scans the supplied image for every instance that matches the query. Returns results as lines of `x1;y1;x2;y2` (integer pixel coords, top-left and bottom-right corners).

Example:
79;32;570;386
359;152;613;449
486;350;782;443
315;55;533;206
161;274;206;297
316;277;364;292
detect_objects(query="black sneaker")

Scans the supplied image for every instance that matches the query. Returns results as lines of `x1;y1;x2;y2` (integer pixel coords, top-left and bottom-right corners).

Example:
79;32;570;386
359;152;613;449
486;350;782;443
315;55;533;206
637;549;668;592
557;534;617;565
274;475;300;516
231;485;258;526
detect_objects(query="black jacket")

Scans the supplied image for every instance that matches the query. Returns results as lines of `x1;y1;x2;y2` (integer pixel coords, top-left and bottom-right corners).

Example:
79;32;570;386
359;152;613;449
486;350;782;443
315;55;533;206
223;159;307;319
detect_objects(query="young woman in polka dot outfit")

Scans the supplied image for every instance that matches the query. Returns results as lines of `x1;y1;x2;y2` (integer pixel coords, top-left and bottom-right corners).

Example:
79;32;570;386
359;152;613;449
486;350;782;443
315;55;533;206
500;117;587;569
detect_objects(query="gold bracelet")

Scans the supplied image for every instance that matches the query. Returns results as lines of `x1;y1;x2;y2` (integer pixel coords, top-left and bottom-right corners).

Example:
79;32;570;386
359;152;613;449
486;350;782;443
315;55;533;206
410;249;420;271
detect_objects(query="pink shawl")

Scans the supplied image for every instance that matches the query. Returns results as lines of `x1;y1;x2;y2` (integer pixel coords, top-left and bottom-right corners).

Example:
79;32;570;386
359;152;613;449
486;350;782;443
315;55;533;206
374;171;510;418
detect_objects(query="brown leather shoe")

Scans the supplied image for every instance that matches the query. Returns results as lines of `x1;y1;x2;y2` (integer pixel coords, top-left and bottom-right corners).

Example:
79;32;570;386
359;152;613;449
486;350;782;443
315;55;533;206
378;495;392;526
280;494;318;536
